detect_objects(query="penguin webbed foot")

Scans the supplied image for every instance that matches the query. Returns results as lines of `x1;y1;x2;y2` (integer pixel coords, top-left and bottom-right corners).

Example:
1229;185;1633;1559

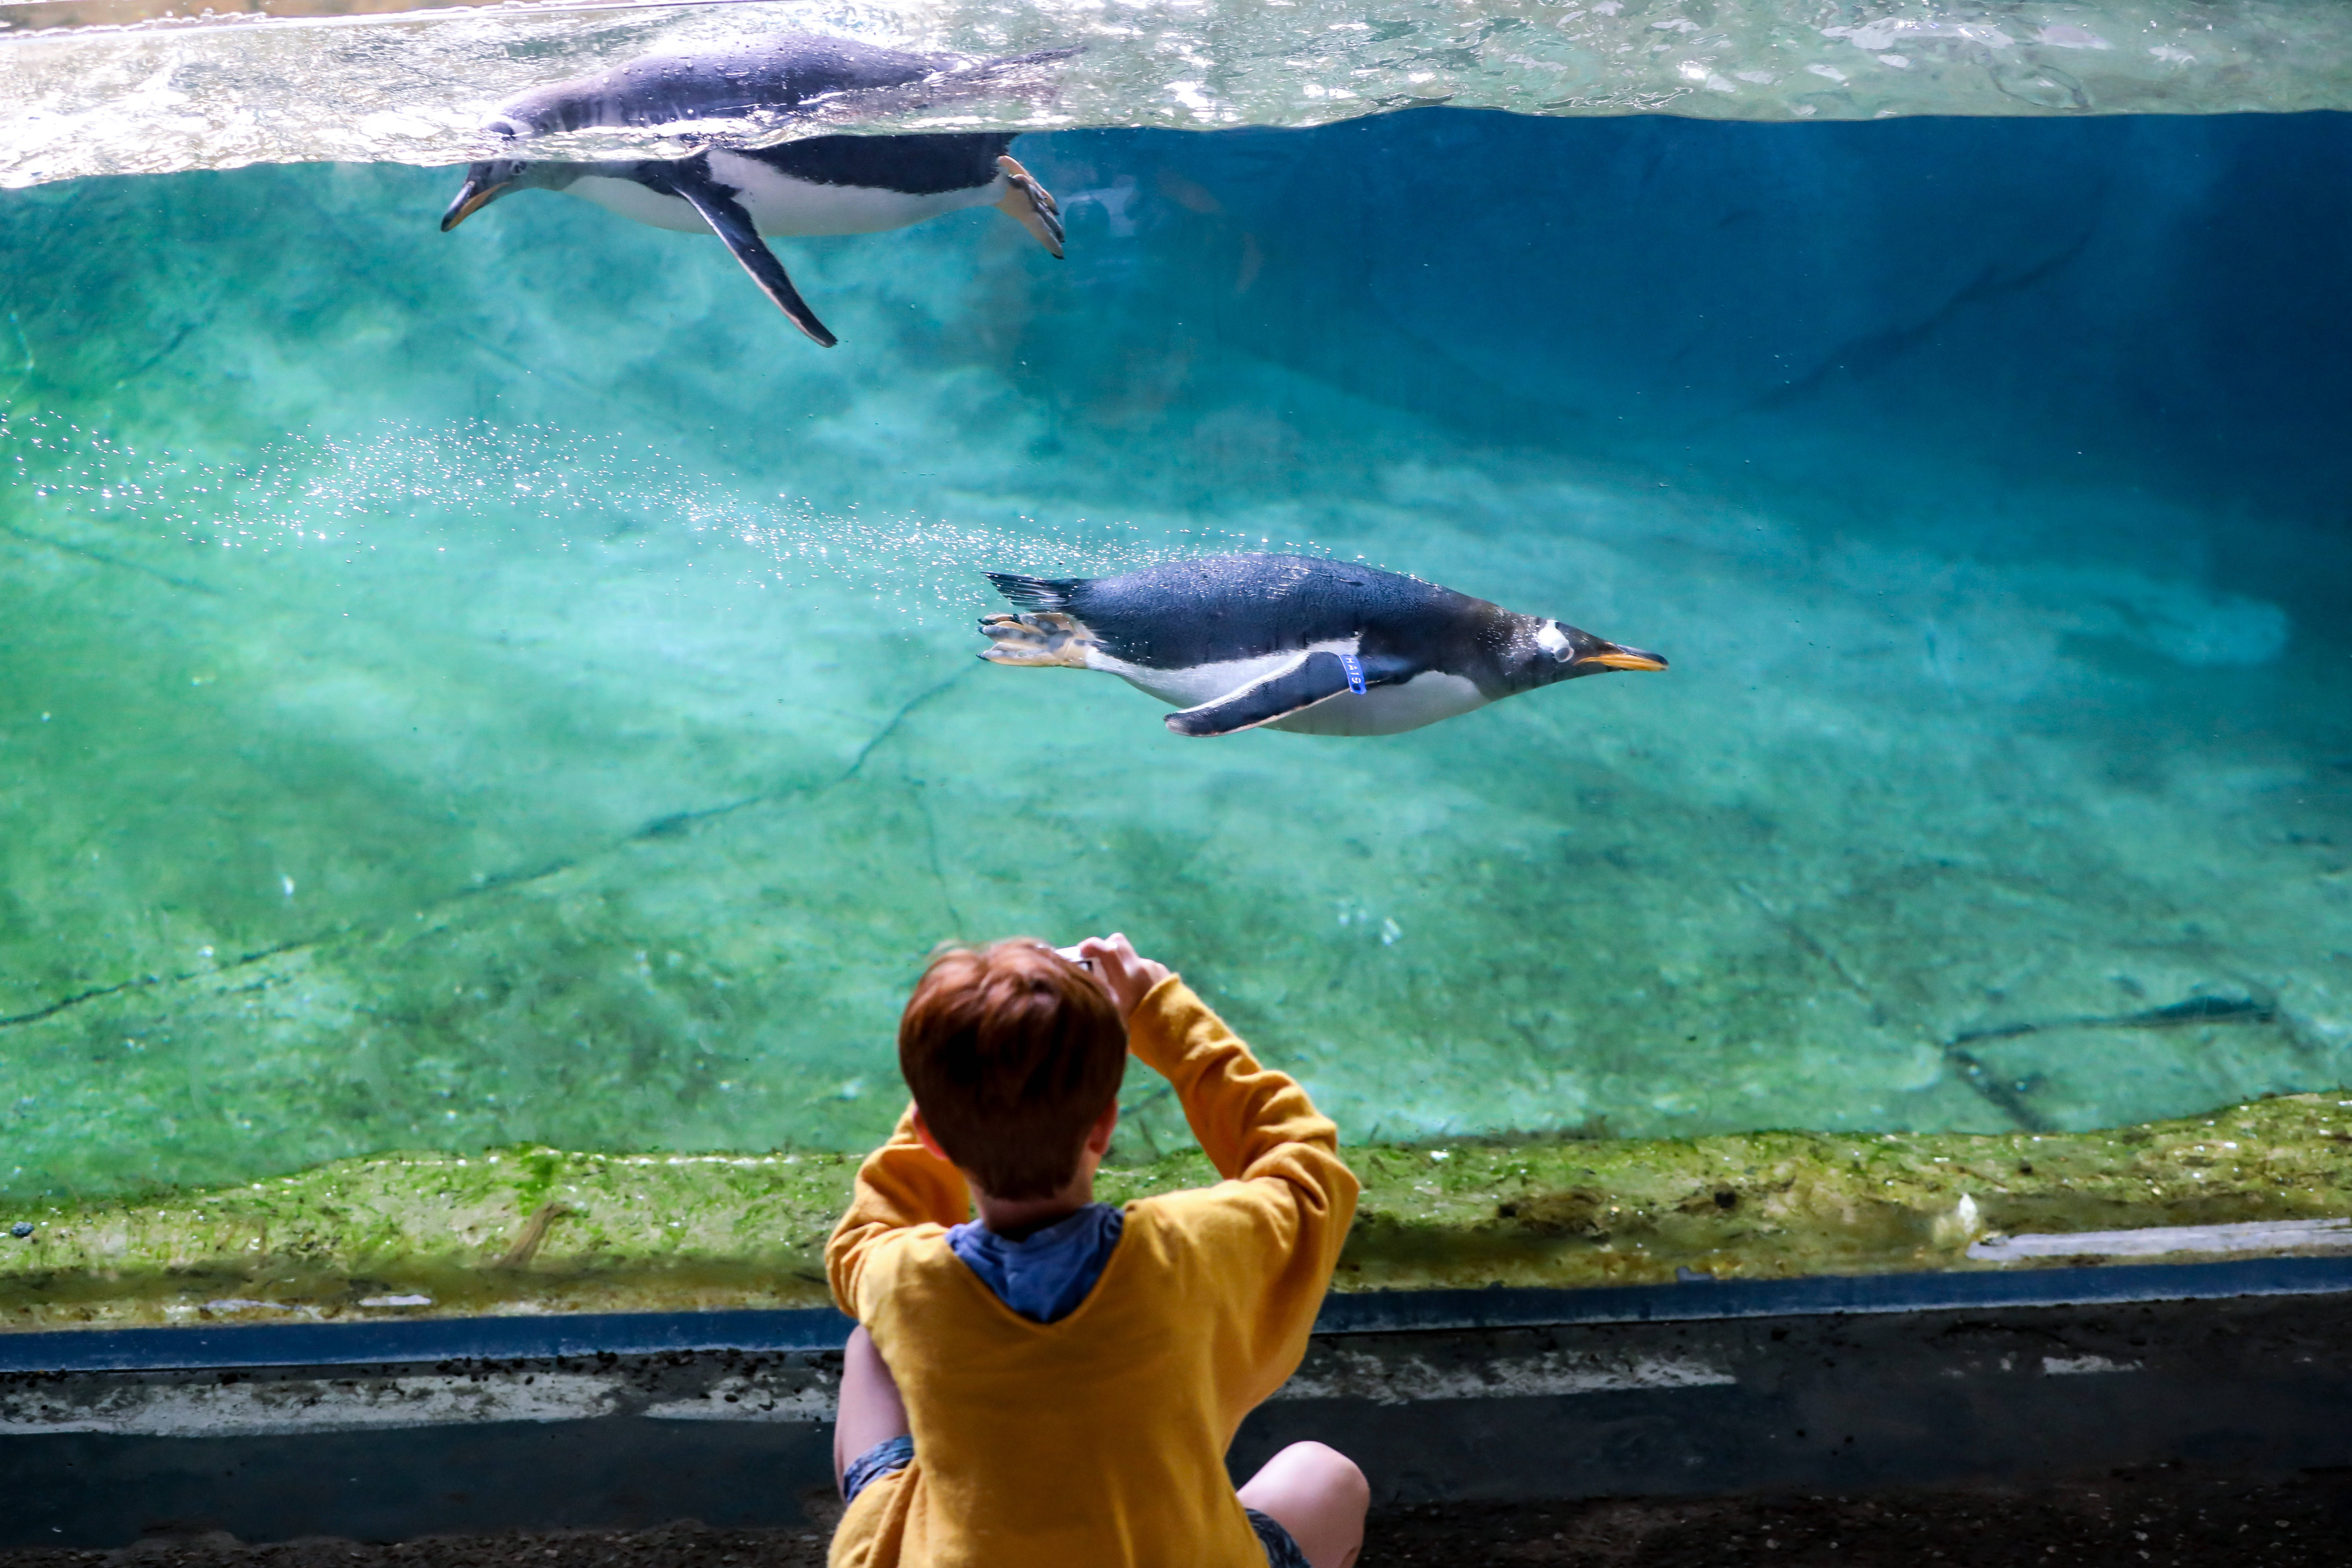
995;155;1066;259
978;611;1097;667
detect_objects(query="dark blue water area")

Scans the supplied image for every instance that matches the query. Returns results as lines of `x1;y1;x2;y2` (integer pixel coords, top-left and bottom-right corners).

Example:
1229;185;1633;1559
1;107;2348;1196
1040;108;2352;596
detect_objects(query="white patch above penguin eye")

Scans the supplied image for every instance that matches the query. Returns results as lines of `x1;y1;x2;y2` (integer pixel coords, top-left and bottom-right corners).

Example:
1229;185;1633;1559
1534;620;1573;660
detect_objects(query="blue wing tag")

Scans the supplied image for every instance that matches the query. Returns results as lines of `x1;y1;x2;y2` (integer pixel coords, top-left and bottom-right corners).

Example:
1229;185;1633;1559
1338;653;1367;695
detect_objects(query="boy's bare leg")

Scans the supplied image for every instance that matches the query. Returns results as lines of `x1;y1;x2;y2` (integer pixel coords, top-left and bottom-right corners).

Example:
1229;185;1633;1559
1238;1441;1369;1568
834;1326;911;1496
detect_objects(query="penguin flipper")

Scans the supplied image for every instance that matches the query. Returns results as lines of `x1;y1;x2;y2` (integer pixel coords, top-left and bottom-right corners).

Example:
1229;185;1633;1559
1166;650;1406;738
662;166;839;348
994;155;1065;259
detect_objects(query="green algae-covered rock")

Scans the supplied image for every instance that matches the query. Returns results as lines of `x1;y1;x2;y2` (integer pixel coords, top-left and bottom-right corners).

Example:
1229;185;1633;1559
6;1093;2346;1332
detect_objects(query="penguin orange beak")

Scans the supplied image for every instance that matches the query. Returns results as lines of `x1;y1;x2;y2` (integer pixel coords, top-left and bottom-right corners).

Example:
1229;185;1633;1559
440;172;516;232
1582;643;1669;672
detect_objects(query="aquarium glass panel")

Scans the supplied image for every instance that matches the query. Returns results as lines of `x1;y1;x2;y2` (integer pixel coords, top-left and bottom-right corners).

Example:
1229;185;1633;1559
3;4;2348;1206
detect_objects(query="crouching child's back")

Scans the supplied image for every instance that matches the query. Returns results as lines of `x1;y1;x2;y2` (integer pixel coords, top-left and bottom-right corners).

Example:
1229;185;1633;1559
825;933;1365;1568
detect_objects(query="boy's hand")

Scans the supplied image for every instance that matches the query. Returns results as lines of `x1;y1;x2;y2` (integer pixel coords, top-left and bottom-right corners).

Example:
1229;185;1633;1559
1061;933;1171;1025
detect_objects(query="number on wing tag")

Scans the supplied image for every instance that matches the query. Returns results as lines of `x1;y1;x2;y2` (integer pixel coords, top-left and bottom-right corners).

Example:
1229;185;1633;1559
1338;653;1367;695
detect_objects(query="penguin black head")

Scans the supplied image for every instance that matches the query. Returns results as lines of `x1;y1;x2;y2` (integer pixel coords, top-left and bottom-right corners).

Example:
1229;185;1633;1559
1508;616;1669;689
440;159;582;232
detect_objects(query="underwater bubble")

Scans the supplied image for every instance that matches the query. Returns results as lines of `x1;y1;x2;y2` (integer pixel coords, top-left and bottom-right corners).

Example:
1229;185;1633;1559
0;413;1333;622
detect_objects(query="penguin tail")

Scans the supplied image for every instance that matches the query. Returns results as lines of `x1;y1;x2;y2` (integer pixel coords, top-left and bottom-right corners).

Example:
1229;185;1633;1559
986;571;1085;612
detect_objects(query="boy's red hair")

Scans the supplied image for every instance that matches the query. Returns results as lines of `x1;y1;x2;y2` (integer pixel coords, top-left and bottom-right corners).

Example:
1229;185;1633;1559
899;939;1128;1199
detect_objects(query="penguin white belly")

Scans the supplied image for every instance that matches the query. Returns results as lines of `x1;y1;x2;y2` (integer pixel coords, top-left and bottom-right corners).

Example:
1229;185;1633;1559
1091;640;1486;736
1099;653;1283;708
567;157;1003;238
568;175;708;233
1091;643;1352;710
711;151;1002;236
1270;671;1490;737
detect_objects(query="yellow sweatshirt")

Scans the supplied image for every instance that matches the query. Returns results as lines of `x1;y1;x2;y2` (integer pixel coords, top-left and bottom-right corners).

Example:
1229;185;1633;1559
825;975;1359;1568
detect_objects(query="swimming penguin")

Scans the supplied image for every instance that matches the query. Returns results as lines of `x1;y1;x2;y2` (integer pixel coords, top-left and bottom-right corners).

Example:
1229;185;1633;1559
439;35;1070;347
977;553;1667;737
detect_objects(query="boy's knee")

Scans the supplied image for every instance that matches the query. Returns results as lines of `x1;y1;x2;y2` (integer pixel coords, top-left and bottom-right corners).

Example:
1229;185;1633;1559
1265;1441;1368;1510
1244;1443;1369;1568
1301;1443;1370;1509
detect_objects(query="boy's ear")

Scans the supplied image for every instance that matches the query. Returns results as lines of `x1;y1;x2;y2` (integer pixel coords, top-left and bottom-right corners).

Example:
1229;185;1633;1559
1085;1099;1119;1156
912;1108;953;1164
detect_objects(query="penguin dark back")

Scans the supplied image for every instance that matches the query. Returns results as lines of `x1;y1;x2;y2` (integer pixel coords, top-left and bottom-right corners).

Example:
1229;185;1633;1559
479;35;946;137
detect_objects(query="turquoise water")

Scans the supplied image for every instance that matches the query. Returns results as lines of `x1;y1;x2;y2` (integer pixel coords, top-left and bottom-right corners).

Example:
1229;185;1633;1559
3;107;2349;1202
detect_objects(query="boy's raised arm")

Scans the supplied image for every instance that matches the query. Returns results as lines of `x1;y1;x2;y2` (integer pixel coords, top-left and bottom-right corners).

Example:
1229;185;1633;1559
1075;933;1351;1196
1127;976;1344;1187
825;1105;969;1317
1093;945;1358;1404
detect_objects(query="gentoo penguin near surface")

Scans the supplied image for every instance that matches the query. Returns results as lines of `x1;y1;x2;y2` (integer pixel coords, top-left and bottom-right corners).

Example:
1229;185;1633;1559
978;553;1668;738
439;35;1069;347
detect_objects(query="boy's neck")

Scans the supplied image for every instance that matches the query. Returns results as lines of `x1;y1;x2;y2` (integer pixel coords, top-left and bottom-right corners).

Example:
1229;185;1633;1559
973;1175;1097;1242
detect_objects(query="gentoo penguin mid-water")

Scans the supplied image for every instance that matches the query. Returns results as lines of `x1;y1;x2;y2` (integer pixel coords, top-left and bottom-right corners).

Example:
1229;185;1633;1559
439;35;1069;347
977;553;1668;737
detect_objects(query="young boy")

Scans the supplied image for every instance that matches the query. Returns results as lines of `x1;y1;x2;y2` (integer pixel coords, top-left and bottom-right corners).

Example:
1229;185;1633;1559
825;933;1368;1568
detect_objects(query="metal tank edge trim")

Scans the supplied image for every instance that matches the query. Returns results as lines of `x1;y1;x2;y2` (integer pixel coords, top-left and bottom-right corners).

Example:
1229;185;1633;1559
6;1256;2351;1375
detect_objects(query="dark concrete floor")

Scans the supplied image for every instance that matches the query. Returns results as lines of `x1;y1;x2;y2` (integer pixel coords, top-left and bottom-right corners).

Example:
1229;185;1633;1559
7;1466;2349;1568
1369;1466;2352;1565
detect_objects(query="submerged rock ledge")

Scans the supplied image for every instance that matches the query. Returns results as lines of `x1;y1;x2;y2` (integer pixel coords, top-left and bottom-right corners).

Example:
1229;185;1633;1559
4;1092;2348;1331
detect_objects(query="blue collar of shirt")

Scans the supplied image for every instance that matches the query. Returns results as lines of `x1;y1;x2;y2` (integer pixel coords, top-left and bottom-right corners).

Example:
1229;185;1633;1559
945;1202;1125;1324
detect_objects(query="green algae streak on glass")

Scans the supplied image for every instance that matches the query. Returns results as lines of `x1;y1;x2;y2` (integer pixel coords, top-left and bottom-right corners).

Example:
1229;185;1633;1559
1;0;2349;1227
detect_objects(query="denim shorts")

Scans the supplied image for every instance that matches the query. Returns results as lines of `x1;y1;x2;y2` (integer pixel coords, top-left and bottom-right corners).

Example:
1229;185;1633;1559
841;1437;1311;1566
841;1432;916;1503
1244;1506;1312;1568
